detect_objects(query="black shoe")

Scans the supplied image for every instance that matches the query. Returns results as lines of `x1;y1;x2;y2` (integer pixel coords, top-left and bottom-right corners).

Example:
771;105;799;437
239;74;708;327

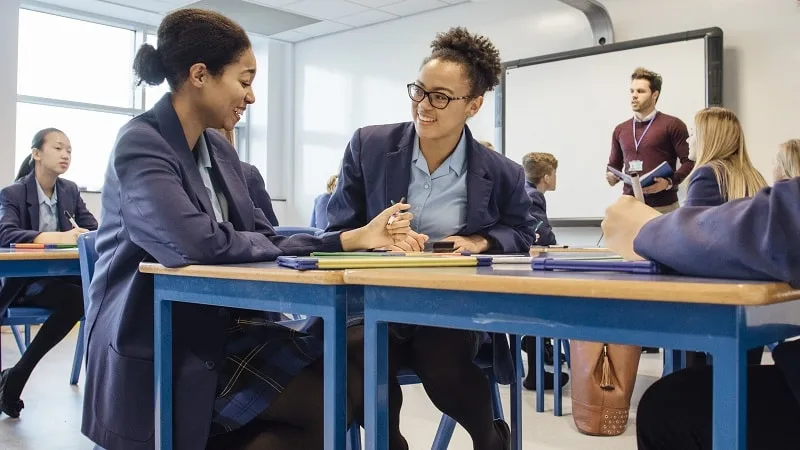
493;419;511;450
0;369;24;418
642;347;660;354
522;370;570;391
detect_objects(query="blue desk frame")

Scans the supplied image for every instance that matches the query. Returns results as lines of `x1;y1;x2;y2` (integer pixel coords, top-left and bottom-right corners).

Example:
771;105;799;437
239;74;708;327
153;274;361;450
362;283;800;450
0;258;80;278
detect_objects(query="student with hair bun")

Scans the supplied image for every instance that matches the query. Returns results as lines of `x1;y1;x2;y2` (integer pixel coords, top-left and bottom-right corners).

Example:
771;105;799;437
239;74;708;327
81;8;412;450
328;26;536;450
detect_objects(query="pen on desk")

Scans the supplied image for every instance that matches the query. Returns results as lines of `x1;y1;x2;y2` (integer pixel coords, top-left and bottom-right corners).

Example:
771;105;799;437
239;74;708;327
387;196;406;225
64;210;79;229
629;173;645;202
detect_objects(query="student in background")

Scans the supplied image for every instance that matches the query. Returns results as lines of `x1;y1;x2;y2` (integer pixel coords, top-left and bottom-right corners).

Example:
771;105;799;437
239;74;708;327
213;128;279;225
328;26;535;450
773;138;800;182
519;152;569;390
81;9;411;450
606;67;694;213
601;182;800;450
0;128;97;418
682;107;767;367
310;174;337;229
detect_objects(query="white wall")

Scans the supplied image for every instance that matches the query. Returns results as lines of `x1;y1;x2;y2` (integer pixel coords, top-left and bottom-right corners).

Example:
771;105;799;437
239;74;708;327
290;0;800;235
1;1;20;186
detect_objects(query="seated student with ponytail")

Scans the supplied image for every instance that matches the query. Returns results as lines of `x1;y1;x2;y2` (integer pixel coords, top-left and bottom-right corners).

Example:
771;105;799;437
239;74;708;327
682;107;767;368
81;9;411;450
0;128;97;418
327;27;535;450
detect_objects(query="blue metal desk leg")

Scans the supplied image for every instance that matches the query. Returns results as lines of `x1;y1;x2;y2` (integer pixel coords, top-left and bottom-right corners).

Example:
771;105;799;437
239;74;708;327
154;292;173;450
712;344;746;450
509;334;522;450
535;336;544;413
553;338;562;417
663;348;683;376
323;304;347;450
364;318;389;450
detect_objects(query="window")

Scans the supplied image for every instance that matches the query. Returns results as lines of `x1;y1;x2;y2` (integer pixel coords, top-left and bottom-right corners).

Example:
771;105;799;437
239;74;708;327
15;103;131;191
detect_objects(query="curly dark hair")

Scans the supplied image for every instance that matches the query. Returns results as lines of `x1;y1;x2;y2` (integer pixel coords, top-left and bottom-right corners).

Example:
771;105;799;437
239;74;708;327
133;8;251;91
423;26;502;97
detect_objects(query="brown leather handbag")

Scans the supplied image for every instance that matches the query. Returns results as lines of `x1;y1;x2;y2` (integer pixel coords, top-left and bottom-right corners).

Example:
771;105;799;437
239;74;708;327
570;341;641;436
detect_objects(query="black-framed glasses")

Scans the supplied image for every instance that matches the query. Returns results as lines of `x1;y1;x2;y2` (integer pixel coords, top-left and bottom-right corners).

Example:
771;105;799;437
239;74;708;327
407;83;471;110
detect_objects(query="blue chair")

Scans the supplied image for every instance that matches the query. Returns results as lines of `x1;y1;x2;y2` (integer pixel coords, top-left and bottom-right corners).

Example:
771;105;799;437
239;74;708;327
0;247;90;385
69;231;98;385
346;346;509;450
518;336;571;416
274;226;323;237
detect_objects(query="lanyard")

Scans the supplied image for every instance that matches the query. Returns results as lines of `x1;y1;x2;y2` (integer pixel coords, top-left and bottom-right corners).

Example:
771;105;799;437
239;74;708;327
633;112;657;152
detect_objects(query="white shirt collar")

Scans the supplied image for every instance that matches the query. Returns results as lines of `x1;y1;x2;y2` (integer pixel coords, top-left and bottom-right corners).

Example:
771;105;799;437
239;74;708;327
634;109;658;122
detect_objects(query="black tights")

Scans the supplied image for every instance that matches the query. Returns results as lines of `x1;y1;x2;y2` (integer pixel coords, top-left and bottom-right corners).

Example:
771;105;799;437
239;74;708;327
206;326;364;450
348;325;504;450
2;279;84;400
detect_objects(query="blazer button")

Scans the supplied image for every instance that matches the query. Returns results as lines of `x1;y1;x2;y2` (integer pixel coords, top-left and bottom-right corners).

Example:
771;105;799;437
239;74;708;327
204;361;216;370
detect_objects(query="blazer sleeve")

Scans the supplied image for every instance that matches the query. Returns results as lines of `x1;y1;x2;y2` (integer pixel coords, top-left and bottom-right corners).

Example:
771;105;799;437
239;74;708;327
529;192;557;246
684;166;724;207
0;187;40;246
485;166;537;253
633;178;800;287
325;129;367;232
245;164;280;226
74;191;99;231
115;128;341;268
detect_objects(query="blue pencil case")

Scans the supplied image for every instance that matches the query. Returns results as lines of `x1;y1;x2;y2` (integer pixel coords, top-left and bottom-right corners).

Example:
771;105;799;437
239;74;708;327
531;257;666;274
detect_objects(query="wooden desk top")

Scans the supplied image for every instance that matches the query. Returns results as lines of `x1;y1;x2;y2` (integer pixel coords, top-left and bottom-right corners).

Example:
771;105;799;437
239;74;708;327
0;248;79;261
344;266;800;306
139;262;346;285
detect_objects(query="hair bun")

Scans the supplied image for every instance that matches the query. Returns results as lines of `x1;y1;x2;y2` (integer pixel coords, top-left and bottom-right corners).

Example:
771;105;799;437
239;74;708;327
133;43;166;86
429;26;502;94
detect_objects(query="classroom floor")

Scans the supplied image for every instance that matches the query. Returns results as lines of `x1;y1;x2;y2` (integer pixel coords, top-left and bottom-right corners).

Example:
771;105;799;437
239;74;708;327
2;327;763;449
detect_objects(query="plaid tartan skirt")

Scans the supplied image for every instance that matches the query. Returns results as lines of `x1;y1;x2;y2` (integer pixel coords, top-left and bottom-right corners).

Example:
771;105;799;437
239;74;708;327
209;315;323;436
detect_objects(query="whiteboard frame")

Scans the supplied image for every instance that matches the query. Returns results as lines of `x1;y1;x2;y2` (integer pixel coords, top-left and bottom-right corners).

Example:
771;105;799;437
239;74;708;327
494;27;723;227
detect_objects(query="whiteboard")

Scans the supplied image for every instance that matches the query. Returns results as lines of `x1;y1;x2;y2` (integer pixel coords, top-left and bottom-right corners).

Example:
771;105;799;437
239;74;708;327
502;38;710;220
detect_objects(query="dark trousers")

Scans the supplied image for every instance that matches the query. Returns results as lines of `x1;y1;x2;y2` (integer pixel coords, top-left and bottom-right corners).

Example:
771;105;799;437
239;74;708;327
637;365;800;450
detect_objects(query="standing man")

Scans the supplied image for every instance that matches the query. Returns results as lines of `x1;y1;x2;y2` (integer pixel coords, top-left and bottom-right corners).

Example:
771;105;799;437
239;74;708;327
606;67;694;213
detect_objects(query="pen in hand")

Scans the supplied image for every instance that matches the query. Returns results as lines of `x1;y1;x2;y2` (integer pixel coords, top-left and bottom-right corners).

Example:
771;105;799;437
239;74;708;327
387;196;406;225
64;210;79;229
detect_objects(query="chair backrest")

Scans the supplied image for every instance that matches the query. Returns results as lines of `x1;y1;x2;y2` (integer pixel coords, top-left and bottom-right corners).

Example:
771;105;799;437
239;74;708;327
274;226;323;237
77;231;98;313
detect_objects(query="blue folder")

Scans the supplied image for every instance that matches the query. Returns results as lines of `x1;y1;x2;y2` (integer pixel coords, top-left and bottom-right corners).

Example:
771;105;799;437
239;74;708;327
277;255;493;271
531;256;666;274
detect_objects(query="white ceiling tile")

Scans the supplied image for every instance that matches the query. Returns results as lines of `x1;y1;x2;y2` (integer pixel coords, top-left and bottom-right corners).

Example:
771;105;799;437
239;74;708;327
269;29;310;42
380;0;448;16
282;0;369;20
243;0;303;6
336;9;397;27
346;0;403;7
290;20;352;37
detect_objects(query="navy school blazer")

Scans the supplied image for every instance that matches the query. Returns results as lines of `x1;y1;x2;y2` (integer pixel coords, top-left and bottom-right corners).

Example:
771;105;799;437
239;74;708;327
525;182;557;246
81;94;342;450
326;122;536;384
684;165;725;207
0;172;97;315
240;160;280;226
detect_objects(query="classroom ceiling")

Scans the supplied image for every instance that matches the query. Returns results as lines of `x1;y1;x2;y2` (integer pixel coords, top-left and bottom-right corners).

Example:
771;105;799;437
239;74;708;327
27;0;475;42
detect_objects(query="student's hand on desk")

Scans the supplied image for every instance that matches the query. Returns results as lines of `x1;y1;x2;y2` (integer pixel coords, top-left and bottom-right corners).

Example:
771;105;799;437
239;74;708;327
441;235;490;254
340;202;412;250
601;196;662;261
641;177;671;194
387;230;429;252
63;228;90;244
606;171;620;186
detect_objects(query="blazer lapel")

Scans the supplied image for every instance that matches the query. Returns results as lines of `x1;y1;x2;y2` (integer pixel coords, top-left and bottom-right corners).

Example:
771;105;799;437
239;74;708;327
24;173;39;232
462;128;494;235
207;133;253;231
384;123;414;209
152;94;215;219
55;179;71;231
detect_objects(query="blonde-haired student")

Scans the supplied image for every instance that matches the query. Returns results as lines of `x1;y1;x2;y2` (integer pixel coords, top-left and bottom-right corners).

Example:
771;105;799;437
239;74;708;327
684;106;767;367
773;138;800;182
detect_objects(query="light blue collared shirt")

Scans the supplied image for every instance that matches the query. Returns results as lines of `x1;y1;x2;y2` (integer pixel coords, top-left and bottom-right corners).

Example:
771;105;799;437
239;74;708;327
195;135;229;223
406;129;469;241
36;180;58;232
